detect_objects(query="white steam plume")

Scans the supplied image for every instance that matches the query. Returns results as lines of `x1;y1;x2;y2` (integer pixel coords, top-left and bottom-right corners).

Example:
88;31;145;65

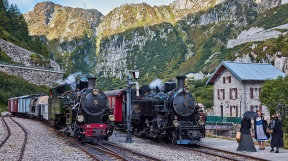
149;78;163;90
57;72;82;89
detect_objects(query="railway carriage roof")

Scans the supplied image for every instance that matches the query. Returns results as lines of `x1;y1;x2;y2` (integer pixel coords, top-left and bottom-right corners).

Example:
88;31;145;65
206;61;286;85
104;89;123;96
8;95;30;100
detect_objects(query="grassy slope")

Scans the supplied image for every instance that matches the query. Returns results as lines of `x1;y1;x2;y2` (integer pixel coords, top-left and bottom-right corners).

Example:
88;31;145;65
0;71;50;112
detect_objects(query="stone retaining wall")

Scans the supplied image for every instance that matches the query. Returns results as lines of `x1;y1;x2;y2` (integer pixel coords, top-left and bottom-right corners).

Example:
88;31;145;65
0;63;64;87
0;38;60;70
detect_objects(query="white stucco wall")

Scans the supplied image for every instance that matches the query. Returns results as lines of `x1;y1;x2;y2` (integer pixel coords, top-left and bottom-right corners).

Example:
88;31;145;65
212;69;270;119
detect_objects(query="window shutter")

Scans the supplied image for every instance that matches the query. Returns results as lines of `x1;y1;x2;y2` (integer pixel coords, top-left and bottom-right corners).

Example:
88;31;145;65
217;89;220;99
223;89;225;99
259;105;262;112
230;106;232;116
223;77;225;84
235;88;238;99
250;88;254;99
250;105;253;112
229;76;231;83
236;105;238;117
230;88;232;99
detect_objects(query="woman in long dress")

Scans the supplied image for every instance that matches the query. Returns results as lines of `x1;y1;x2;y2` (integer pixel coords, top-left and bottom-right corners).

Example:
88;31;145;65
270;114;284;153
237;117;256;152
254;110;270;150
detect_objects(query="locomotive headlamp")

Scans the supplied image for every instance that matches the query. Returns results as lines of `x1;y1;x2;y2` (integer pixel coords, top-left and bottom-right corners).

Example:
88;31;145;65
92;89;99;95
77;115;84;122
109;115;115;121
173;120;179;127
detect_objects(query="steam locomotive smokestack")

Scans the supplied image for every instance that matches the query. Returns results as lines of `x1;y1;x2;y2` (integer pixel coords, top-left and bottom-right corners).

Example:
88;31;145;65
87;77;97;89
176;75;186;90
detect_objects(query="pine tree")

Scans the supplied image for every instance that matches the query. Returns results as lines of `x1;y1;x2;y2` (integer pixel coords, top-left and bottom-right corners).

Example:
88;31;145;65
0;0;9;28
6;4;29;41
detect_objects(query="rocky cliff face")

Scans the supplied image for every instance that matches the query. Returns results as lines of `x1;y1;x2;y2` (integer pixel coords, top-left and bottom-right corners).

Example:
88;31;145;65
97;0;222;39
24;2;103;41
24;2;103;75
96;0;258;80
96;23;185;80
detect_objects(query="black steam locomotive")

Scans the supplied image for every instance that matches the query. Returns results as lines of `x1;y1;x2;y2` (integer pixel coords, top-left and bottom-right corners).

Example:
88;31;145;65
106;75;205;144
49;77;114;144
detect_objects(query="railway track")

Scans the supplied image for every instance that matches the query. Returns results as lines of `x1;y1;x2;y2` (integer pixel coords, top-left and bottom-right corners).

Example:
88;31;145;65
62;135;161;160
0;115;11;148
176;144;270;161
0;116;28;161
114;130;272;160
99;142;162;161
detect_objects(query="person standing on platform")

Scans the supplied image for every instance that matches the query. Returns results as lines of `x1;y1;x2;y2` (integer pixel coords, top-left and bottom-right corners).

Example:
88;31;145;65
237;117;257;152
254;110;270;150
270;114;284;153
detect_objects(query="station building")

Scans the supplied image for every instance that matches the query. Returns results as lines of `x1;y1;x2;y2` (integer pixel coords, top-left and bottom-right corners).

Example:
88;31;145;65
206;61;286;120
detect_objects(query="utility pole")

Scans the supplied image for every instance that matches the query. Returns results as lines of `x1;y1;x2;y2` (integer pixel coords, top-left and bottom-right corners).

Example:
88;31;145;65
125;69;139;143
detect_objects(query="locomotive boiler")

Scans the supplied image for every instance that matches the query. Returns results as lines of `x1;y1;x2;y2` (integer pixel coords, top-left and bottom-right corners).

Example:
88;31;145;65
48;77;114;144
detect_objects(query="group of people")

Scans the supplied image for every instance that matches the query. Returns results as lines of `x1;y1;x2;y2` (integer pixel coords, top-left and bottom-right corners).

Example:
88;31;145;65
236;110;284;153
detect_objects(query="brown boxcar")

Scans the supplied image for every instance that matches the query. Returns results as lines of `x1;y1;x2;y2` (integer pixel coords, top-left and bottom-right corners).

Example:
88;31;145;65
8;97;18;115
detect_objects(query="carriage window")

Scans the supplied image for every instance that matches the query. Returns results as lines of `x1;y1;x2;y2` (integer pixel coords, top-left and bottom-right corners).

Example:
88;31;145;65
32;106;35;113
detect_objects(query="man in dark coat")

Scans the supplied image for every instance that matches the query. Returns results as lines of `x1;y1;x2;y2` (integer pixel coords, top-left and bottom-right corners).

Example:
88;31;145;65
270;114;284;153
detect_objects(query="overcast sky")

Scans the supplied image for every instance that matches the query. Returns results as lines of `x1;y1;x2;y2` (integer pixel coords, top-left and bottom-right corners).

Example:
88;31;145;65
8;0;175;15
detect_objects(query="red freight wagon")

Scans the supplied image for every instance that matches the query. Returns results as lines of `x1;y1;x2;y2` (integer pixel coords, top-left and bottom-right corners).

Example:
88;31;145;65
8;97;18;115
104;89;123;122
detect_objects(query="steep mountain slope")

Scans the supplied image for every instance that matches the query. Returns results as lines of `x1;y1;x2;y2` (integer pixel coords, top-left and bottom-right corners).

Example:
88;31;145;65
23;0;288;90
96;0;288;89
24;2;103;76
24;2;102;41
97;0;222;38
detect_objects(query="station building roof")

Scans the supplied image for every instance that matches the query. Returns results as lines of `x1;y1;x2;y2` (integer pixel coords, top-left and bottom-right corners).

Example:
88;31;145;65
206;61;286;85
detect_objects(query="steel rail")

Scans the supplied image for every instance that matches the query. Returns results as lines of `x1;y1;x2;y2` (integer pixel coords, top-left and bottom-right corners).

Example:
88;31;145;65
0;116;11;148
103;142;162;161
10;116;28;161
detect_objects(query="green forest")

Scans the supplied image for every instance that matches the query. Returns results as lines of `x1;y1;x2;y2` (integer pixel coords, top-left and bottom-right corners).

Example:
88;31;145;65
0;0;49;57
0;0;50;111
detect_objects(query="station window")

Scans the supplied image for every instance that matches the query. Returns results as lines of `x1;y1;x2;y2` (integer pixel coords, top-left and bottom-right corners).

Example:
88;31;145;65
250;88;261;99
250;105;258;112
217;89;225;100
230;88;238;99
